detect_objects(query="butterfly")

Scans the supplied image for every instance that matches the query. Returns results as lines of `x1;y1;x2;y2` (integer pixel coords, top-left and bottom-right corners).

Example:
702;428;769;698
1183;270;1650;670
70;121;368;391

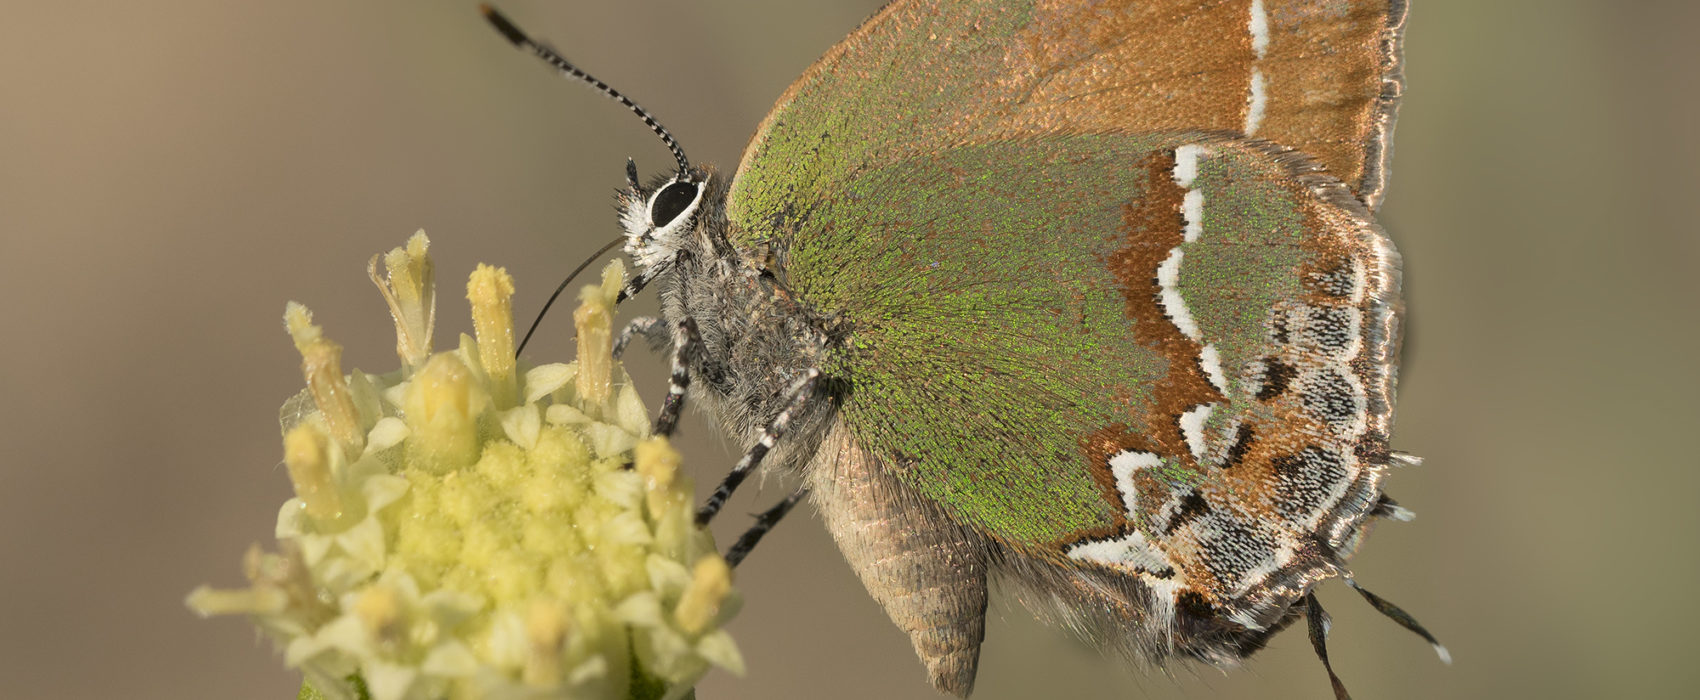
483;1;1444;696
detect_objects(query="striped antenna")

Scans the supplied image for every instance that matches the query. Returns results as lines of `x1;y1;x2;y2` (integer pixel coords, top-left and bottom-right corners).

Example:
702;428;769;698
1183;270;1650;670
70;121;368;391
481;4;692;178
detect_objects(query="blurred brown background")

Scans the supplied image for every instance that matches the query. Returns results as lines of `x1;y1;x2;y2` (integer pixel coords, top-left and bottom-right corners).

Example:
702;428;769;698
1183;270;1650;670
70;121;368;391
2;1;1695;698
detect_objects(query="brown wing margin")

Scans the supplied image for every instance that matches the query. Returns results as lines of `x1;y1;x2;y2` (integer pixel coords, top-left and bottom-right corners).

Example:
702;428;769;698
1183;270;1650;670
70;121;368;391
1259;0;1409;209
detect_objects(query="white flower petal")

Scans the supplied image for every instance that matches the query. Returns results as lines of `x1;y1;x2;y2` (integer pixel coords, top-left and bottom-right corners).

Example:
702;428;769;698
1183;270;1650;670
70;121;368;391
545;403;592;425
644;625;695;673
316;554;376;592
421;589;484;628
566;655;609;684
602;511;652;546
421;640;479;677
382;382;410;414
593;470;642;510
297;531;334;566
300;665;360;700
500;403;542;451
645;555;692;597
336;515;387;571
483;610;528;669
695;630;745;675
614;383;650;437
365;417;409;453
313;614;374;658
614;592;664;628
523;363;577;405
585;423;637;459
348;371;384;431
363;474;410;512
362;660;419;700
276;499;307;538
285;633;330;668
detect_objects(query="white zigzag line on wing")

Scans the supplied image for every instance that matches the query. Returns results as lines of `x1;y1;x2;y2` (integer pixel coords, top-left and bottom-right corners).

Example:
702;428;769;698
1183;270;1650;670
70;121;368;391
1245;0;1270;136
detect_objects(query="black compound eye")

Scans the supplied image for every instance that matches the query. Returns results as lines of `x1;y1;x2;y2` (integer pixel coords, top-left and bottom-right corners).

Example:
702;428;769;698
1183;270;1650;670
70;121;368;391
649;181;700;228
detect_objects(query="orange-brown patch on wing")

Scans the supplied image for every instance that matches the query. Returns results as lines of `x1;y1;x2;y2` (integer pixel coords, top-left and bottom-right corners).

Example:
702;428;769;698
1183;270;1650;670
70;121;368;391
1260;0;1403;202
1095;152;1228;475
1004;0;1256;138
1201;404;1329;524
1076;151;1232;533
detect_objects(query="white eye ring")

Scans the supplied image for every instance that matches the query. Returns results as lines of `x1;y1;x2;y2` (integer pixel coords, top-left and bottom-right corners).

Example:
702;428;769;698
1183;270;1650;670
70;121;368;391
647;179;703;231
622;173;710;270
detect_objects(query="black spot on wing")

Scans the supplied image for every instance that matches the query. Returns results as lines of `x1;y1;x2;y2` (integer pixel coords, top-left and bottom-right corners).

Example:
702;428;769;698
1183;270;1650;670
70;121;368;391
1257;359;1297;402
1194;512;1281;593
1299;306;1356;357
1301;367;1360;430
1164;491;1211;535
1305;260;1359;299
1270;312;1292;345
1272;446;1350;522
1224;424;1255;469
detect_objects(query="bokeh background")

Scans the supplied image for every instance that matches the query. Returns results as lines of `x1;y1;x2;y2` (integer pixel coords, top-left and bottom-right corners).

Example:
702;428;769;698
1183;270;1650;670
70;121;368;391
2;1;1695;698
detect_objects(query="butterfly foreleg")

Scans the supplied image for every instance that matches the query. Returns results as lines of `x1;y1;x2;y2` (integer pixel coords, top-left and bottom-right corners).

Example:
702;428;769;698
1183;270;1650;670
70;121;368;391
614;262;668;304
695;367;822;525
608;316;699;437
651;319;703;438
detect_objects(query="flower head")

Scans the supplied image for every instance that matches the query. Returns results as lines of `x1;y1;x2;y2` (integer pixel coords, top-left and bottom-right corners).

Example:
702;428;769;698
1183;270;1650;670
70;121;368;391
189;232;741;700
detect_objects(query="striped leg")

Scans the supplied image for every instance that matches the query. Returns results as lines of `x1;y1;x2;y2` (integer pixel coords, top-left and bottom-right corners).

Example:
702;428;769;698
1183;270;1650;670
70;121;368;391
615;262;668;304
723;488;808;568
652;319;701;438
695;368;822;525
612;316;665;358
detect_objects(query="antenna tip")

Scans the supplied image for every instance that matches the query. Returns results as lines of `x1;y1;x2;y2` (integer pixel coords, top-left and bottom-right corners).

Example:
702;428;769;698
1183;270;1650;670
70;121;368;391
479;4;529;47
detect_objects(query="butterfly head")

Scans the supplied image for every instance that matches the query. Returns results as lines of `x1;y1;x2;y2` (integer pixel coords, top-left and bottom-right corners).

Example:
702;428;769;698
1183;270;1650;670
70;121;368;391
619;161;712;271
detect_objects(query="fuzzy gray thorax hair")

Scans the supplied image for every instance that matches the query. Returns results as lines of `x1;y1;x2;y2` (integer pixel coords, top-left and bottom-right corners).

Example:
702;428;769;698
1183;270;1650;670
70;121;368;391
622;171;839;476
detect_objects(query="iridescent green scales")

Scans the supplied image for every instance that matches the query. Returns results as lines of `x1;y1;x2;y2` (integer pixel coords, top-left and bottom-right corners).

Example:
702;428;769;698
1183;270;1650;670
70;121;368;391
1180;151;1309;389
743;133;1318;545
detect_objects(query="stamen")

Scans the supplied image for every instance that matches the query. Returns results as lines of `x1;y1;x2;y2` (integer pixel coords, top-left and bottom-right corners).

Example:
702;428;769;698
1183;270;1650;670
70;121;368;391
573;261;624;408
675;556;733;635
369;231;436;372
285;303;365;454
283;424;344;523
635;437;685;519
468;264;518;408
184;586;286;617
354;584;405;650
524;600;570;686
